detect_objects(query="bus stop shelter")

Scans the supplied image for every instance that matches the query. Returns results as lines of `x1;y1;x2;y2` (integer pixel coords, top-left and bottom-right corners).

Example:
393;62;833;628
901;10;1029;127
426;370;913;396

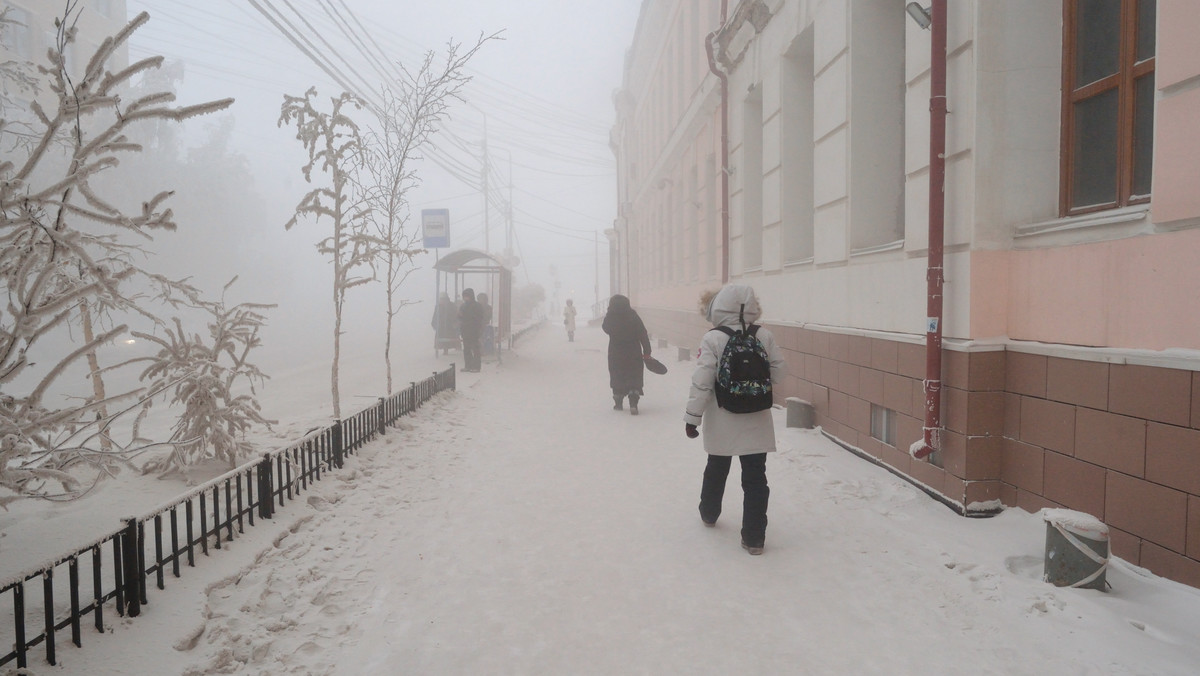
433;248;513;362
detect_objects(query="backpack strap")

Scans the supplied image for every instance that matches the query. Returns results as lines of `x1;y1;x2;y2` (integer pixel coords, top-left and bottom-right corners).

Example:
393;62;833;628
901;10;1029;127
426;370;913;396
712;326;735;337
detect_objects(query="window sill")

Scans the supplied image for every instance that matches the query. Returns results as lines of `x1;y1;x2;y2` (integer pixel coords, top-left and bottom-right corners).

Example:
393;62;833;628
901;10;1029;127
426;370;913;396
1014;205;1151;248
850;239;904;257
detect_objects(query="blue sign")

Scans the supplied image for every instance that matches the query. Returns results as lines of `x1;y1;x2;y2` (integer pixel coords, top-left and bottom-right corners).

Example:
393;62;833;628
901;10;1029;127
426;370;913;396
422;209;450;248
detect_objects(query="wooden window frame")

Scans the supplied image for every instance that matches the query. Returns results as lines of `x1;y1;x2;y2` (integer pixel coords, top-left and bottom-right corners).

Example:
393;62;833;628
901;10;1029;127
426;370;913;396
1060;0;1155;217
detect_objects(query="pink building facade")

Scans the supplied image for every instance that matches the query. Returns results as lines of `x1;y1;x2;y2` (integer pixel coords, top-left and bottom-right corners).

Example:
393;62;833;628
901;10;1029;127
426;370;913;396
613;0;1200;588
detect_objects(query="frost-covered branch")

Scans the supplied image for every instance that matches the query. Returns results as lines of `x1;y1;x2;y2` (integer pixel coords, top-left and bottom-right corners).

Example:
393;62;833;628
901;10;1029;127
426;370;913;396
137;279;276;474
0;7;246;501
279;88;378;418
356;33;494;393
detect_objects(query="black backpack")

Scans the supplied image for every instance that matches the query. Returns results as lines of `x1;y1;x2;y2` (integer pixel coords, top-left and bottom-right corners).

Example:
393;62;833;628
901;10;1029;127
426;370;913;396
712;323;773;413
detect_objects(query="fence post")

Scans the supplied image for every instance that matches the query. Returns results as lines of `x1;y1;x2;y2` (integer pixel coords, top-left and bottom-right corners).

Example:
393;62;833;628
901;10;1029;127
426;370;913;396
377;397;386;436
257;454;273;520
410;382;417;410
14;582;26;667
42;571;55;665
121;518;141;618
332;419;344;469
451;363;457;391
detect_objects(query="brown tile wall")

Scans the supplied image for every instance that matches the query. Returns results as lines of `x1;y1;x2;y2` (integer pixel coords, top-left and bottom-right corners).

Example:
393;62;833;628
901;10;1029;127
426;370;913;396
641;313;1200;590
1000;347;1200;591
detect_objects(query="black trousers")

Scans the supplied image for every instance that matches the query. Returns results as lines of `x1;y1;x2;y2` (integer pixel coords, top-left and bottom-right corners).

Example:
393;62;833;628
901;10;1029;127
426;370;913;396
699;453;769;545
462;335;481;370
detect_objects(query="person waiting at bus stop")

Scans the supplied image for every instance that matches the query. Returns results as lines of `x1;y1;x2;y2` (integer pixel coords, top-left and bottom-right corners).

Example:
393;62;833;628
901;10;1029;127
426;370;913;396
458;288;485;372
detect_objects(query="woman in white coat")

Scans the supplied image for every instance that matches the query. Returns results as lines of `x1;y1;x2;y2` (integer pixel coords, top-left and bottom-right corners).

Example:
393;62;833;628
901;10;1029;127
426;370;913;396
563;299;577;342
683;284;786;554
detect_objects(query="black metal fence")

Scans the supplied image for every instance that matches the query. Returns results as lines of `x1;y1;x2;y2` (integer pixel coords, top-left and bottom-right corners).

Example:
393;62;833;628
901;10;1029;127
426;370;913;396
0;365;456;669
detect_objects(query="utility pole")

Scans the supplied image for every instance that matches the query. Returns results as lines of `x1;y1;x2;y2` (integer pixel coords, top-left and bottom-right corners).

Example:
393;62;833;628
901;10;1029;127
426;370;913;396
481;112;490;255
505;150;514;262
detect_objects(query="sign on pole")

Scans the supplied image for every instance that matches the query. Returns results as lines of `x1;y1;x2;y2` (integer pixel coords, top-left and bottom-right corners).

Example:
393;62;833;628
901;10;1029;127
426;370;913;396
422;208;450;249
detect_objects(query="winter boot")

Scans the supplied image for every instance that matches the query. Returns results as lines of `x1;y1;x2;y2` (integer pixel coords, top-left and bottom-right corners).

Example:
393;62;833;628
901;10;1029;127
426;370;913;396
628;392;639;415
613;395;623;411
741;538;764;555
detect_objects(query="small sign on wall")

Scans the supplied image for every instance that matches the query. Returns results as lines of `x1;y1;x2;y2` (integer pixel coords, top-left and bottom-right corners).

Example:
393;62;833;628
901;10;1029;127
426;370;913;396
422;209;450;249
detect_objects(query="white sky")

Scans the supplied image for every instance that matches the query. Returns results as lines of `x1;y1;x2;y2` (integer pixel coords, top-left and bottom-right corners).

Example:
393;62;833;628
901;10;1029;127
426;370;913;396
121;0;640;309
4;324;1200;674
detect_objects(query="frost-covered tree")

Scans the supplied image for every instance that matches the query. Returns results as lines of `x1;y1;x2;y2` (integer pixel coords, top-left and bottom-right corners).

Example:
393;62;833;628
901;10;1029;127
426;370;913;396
279;88;377;419
359;36;489;394
1;8;239;500
135;279;276;473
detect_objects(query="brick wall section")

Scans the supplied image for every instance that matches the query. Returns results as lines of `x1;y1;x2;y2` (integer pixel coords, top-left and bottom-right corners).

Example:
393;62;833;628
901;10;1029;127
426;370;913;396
1003;354;1200;588
764;323;1009;511
638;314;1200;590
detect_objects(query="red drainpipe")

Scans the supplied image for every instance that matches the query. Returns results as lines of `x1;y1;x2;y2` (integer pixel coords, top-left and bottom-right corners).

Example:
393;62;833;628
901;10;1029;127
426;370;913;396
705;0;730;283
914;0;947;460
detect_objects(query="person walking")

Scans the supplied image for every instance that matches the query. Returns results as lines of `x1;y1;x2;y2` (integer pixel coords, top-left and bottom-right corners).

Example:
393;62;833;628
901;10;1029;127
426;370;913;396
458;288;485;372
683;284;786;555
563;299;577;342
602;294;652;415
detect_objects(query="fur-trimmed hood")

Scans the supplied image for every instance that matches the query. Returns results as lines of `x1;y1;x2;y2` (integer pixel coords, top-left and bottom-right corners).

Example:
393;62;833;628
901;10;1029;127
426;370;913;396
707;284;762;328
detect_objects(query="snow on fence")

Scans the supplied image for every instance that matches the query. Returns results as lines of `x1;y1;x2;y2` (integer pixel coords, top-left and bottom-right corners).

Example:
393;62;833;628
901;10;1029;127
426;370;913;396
0;365;457;669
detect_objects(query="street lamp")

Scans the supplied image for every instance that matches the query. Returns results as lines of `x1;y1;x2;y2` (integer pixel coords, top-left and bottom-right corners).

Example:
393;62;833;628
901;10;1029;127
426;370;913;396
906;3;932;29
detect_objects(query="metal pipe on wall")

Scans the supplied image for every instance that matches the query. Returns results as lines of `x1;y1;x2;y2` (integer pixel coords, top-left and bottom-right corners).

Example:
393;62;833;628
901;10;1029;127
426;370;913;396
705;0;731;284
914;0;948;460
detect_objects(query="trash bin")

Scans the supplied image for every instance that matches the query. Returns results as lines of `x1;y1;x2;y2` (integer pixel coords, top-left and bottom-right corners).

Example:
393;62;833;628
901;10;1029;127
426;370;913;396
786;397;814;429
1043;508;1109;591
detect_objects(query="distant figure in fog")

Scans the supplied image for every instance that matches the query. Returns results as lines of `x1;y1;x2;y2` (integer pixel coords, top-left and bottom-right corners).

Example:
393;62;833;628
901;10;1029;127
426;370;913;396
432;292;460;355
602;294;652;415
458;288;485;372
563;299;577;342
477;292;495;356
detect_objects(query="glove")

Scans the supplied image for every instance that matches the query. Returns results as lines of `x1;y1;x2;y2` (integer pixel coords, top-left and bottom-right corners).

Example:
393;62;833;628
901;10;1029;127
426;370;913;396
685;423;699;439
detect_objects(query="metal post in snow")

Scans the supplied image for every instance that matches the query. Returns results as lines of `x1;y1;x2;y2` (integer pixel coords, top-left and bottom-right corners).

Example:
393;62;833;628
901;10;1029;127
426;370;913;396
257;454;273;520
332;419;344;469
120;518;141;618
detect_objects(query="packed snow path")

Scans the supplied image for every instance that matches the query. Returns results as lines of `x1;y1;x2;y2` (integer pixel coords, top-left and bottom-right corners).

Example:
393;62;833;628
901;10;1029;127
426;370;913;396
50;323;1200;675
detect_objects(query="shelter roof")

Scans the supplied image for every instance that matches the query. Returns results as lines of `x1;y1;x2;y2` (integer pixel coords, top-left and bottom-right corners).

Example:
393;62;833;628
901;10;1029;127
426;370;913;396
433;248;512;272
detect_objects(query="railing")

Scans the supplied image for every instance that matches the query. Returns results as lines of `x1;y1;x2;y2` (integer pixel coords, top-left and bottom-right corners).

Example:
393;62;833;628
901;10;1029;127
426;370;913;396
510;319;544;346
0;365;457;669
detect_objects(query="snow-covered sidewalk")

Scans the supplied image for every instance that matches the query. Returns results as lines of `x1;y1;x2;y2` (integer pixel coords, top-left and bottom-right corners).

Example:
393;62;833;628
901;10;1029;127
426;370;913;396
36;322;1200;674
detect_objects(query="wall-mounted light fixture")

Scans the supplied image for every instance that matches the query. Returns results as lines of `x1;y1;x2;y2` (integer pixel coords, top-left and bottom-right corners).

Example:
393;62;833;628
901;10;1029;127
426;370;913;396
906;2;932;29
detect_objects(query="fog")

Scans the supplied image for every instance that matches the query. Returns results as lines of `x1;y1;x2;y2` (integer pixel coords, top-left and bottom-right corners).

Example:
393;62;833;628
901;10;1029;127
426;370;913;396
110;0;639;382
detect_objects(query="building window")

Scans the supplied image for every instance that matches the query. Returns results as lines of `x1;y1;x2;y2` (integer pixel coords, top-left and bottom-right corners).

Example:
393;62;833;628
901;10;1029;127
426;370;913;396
1061;0;1155;215
870;404;897;447
94;0;115;19
848;1;904;252
3;6;33;60
781;29;815;263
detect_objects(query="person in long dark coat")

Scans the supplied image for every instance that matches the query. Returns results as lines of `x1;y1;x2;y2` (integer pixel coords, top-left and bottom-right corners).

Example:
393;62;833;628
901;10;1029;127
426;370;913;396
432;292;459;354
458;288;485;372
602;294;652;414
